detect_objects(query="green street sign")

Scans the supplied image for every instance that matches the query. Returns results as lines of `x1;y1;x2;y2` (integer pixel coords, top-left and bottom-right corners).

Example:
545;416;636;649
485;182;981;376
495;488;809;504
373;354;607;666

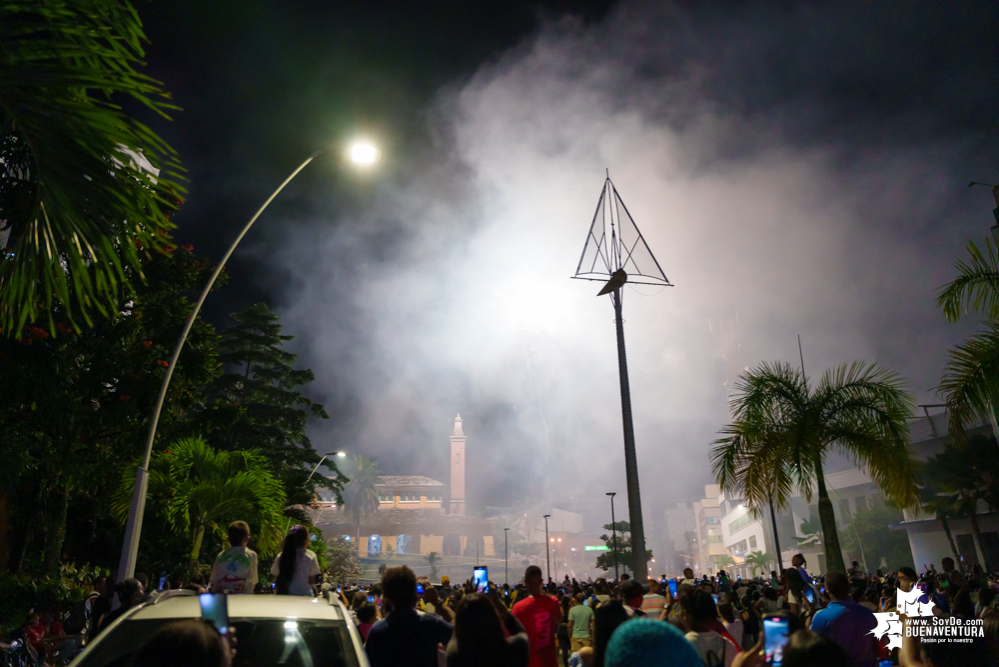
585;545;610;551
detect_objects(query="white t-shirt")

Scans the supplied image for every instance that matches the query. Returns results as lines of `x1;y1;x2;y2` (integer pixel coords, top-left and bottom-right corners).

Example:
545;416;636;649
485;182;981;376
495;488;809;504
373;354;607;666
270;548;321;596
210;546;258;594
685;630;736;667
722;618;744;648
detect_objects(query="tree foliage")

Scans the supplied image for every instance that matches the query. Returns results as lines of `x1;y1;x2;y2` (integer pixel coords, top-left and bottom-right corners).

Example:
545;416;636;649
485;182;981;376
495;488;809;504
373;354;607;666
326;536;362;583
711;360;917;574
197;303;337;506
338;455;380;547
112;437;287;563
0;0;185;331
743;551;775;576
916;433;999;564
936;237;999;440
595;521;652;575
837;500;914;573
0;246;221;574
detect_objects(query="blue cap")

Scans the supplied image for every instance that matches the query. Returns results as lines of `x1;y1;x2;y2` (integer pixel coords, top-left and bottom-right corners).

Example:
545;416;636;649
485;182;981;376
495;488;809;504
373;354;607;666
605;618;703;667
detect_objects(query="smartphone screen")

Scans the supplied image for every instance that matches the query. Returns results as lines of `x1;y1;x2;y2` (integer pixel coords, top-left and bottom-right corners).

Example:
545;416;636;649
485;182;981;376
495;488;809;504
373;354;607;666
668;580;678;597
158;575;167;591
199;593;229;635
712;593;719;604
336;586;341;593
803;587;815;604
763;615;789;666
367;595;375;603
417;584;424;594
473;566;488;593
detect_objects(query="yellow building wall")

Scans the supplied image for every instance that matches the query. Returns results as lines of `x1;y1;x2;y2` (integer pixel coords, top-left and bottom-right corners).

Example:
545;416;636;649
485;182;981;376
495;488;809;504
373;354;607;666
483;536;495;557
421;534;443;553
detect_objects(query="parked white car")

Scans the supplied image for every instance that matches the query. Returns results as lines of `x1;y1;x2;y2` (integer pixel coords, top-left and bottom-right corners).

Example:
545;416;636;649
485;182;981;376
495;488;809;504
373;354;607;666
69;591;368;667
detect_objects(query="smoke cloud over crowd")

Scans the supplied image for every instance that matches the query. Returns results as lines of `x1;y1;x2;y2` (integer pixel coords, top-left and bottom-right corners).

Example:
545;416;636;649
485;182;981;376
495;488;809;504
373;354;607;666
257;1;995;529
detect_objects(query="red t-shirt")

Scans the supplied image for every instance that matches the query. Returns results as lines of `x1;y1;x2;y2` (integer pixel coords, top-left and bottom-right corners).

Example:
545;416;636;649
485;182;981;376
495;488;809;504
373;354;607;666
24;622;46;650
512;594;562;667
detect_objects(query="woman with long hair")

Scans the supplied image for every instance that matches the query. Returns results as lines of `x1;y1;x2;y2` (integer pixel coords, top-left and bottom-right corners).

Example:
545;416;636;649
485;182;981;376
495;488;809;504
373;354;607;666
578;599;630;667
270;526;320;596
445;591;528;667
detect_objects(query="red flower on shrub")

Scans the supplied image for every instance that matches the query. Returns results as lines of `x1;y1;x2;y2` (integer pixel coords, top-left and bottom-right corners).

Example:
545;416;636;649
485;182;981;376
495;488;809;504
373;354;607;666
157;360;169;368
180;244;194;252
119;393;131;402
142;340;153;348
29;326;49;339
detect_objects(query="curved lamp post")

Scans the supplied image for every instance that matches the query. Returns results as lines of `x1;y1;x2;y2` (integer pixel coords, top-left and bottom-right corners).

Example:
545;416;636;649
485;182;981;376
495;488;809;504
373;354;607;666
116;142;380;580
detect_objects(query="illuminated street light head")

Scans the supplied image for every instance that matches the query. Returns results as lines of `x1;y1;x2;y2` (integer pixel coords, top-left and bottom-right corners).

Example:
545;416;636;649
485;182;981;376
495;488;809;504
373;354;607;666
348;140;380;165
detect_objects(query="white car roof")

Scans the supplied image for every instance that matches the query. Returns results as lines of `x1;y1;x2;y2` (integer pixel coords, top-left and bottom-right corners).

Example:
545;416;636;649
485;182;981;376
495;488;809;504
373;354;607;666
131;593;348;621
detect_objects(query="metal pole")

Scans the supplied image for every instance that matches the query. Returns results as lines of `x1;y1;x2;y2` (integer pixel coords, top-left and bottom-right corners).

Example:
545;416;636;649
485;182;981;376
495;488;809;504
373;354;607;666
504;528;509;586
608;493;620;581
611;288;647;578
116;153;320;581
543;515;551;583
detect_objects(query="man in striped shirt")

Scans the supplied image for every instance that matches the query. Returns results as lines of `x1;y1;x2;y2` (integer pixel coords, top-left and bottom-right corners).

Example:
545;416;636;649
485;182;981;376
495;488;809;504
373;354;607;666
641;578;667;617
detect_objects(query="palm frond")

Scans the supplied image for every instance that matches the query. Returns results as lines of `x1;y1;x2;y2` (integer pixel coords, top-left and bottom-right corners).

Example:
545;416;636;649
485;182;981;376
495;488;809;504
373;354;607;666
937;237;999;323
813;362;918;508
0;0;184;332
938;323;999;444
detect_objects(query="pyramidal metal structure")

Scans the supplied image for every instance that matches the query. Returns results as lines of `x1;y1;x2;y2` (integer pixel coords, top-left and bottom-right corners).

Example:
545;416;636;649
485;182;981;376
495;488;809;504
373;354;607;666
574;172;672;287
573;173;672;579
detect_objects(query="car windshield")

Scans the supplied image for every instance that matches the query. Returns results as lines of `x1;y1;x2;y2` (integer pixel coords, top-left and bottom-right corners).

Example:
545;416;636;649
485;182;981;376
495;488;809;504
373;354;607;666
77;618;358;667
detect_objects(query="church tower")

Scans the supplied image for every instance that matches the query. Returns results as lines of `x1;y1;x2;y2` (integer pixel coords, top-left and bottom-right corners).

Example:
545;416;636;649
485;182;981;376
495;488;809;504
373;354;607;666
449;414;465;515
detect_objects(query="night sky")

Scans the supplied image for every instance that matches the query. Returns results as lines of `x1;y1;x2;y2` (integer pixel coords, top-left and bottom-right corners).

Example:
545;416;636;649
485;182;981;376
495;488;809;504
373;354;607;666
132;1;997;530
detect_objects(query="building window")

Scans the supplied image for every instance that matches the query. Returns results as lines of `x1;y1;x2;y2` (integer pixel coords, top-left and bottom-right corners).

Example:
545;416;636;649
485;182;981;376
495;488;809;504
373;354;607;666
427;494;441;502
400;493;419;503
728;512;756;534
379;493;393;503
749;535;757;549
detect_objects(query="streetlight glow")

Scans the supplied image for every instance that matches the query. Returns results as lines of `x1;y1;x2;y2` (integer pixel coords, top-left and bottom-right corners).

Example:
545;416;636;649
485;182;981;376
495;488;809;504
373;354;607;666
348;141;380;165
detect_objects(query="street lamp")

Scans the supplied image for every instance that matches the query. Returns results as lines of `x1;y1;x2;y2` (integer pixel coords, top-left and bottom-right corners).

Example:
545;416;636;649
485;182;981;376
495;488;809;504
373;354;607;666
290;451;347;531
504;528;510;585
606;493;619;581
543;514;552;584
116;142;380;581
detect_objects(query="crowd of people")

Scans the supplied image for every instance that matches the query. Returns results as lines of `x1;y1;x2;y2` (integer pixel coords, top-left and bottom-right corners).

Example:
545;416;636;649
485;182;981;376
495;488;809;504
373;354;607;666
4;519;999;667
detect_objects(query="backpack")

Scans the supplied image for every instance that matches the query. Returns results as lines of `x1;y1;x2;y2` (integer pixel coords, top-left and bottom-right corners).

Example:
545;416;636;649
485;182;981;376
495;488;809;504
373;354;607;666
64;592;99;635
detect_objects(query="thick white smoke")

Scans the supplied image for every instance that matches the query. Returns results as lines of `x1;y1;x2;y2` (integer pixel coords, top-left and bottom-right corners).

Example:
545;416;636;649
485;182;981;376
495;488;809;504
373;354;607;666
263;1;991;536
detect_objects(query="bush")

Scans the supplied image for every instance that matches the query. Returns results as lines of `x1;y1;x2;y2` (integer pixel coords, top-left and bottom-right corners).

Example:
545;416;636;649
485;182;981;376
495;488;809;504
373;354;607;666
0;564;105;637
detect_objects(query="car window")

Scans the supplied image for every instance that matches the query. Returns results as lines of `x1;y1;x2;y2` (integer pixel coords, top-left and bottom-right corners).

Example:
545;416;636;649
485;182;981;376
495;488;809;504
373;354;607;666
77;618;358;667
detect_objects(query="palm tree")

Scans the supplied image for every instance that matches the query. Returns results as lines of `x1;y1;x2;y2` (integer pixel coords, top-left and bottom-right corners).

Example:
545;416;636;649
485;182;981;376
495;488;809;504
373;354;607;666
711;361;918;575
917;475;962;567
919;433;999;564
426;551;441;582
113;438;286;566
936;236;999;441
744;551;774;577
1;1;185;332
338;455;381;550
796;514;823;548
712;554;734;574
